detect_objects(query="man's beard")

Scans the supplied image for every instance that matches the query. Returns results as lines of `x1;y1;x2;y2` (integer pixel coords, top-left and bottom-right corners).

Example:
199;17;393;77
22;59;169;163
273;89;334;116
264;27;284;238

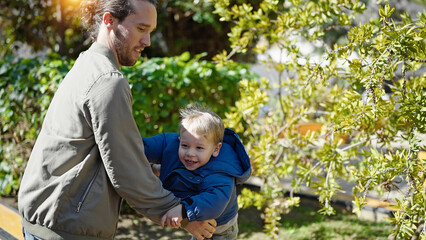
114;28;140;67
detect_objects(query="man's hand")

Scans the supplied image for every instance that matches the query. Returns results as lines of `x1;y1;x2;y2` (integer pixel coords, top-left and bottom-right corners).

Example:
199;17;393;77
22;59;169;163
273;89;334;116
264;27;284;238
160;204;182;228
183;219;216;240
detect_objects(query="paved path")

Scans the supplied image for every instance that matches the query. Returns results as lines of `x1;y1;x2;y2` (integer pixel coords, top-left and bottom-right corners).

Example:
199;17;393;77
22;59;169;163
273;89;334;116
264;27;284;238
0;202;21;240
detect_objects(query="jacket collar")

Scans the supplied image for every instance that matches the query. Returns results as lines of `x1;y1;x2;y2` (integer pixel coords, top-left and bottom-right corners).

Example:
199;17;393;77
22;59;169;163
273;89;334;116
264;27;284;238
88;42;119;69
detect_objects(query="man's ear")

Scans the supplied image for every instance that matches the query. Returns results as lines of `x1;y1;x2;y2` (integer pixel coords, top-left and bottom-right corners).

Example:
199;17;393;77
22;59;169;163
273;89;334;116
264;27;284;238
103;12;115;28
212;142;222;158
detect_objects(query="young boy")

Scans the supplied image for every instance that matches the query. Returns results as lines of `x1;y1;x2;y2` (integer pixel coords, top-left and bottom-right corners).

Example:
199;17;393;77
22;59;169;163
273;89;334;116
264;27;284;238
142;105;251;240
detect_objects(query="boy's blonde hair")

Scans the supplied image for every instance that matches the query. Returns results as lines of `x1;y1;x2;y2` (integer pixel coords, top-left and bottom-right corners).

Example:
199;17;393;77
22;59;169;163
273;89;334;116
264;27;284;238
179;104;224;144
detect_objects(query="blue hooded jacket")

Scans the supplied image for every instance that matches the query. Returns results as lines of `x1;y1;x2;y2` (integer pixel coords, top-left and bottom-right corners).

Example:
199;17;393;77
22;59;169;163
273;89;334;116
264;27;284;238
143;128;251;226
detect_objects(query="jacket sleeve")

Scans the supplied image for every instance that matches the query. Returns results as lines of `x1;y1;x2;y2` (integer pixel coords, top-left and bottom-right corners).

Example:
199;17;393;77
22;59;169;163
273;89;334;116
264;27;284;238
182;173;234;221
85;73;179;224
142;134;166;164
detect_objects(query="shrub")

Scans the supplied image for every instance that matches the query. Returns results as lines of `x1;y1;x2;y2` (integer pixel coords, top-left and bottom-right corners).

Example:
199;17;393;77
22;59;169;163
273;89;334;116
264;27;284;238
0;53;71;196
0;52;254;196
122;52;254;135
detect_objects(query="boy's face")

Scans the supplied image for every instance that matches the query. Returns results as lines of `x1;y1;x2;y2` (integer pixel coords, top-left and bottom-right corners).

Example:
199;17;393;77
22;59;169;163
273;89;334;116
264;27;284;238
178;128;222;171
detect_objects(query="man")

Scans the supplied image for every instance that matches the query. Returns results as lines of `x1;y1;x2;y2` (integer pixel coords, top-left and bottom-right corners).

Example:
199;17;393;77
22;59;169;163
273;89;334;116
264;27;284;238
17;0;216;239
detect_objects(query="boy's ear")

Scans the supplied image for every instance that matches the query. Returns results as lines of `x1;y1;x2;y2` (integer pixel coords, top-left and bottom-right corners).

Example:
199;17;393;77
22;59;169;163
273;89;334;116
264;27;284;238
212;142;222;157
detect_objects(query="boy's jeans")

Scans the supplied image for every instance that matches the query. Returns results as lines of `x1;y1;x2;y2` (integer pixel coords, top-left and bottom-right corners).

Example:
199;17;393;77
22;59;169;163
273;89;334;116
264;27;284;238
23;228;42;240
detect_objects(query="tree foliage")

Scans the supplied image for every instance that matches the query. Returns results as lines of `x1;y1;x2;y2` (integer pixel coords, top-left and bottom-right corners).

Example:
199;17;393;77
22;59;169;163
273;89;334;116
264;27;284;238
0;0;230;59
153;0;232;59
212;0;426;238
0;0;86;58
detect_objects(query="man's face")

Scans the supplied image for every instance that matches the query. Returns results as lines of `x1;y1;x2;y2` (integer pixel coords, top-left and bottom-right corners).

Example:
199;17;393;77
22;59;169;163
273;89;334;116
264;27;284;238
178;128;222;171
113;0;157;66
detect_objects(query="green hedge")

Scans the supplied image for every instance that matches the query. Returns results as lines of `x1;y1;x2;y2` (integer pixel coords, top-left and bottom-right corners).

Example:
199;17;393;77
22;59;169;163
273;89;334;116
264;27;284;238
124;52;252;135
0;52;255;196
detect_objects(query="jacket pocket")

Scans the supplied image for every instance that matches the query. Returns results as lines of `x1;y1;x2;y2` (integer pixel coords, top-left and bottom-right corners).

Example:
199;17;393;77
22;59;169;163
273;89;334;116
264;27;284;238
76;163;101;213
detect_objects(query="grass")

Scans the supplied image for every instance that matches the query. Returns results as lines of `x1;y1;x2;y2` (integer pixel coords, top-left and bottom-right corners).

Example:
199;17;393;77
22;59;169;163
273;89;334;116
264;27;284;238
237;203;394;240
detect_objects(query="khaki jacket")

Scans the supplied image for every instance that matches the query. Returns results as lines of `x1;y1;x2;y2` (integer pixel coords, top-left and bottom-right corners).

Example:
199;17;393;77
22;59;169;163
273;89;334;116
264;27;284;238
18;43;179;240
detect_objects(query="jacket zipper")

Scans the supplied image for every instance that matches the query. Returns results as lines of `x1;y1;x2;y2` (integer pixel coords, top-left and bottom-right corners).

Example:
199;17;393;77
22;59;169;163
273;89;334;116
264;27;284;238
113;198;123;238
76;164;101;213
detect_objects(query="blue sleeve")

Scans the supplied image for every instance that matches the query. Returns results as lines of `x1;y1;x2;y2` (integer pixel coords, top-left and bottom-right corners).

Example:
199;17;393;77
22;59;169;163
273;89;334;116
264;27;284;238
182;173;234;221
142;133;166;164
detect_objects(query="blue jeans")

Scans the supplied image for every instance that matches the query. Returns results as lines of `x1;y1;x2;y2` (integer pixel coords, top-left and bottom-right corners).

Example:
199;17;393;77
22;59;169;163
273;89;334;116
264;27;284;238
23;228;42;240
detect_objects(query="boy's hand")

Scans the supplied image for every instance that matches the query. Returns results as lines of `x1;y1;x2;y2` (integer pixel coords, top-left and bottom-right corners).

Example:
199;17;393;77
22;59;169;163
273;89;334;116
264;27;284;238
160;204;182;228
151;163;161;177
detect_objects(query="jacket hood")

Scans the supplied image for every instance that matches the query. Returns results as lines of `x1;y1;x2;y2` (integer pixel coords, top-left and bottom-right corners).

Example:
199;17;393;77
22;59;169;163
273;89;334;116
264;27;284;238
194;128;252;184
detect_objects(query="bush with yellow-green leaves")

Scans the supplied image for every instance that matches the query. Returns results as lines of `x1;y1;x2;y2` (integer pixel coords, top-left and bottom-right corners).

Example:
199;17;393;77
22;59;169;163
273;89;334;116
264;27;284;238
211;0;426;238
